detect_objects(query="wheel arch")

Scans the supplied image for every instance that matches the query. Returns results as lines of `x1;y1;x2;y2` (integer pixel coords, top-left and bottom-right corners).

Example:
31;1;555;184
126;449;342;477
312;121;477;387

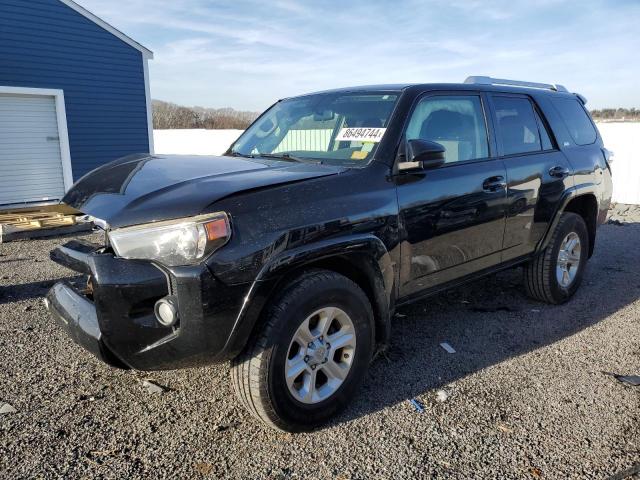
222;235;396;359
538;188;599;258
563;193;598;257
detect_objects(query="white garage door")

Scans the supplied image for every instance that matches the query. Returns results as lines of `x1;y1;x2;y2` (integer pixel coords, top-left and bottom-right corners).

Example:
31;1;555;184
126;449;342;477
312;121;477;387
0;93;67;207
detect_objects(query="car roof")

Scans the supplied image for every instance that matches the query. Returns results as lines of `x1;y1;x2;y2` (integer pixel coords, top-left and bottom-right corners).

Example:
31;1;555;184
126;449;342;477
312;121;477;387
291;83;578;101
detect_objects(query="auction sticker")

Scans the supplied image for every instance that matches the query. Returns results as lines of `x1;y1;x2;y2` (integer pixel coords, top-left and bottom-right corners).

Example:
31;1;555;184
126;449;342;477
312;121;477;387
336;127;386;142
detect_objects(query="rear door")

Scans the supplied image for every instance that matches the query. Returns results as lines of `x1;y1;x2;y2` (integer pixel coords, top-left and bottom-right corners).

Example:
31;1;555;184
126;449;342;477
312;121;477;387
488;93;573;261
395;92;508;298
546;96;607;192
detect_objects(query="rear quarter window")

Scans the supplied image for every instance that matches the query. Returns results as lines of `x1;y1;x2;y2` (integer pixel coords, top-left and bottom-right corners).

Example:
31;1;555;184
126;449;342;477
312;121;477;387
551;98;597;145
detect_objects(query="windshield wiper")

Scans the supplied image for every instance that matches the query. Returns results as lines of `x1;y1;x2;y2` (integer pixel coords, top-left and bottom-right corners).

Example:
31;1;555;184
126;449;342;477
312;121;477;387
230;151;321;164
229;151;255;158
257;153;306;163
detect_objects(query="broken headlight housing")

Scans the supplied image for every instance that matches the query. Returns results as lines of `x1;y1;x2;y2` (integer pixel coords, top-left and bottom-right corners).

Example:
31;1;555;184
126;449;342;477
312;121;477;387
108;213;231;267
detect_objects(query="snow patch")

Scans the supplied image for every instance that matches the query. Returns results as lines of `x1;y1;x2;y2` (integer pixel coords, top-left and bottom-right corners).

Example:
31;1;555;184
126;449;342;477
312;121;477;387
597;123;640;205
153;129;243;156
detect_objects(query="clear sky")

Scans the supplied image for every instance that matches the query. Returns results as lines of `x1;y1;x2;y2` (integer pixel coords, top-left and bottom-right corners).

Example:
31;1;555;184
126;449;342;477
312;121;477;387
76;0;640;111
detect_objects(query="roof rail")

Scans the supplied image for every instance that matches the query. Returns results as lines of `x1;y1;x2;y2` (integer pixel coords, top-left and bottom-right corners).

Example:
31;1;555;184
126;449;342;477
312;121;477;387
464;76;568;93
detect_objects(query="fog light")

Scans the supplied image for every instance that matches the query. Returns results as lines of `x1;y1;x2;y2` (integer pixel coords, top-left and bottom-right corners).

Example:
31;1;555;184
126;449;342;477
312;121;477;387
154;297;178;327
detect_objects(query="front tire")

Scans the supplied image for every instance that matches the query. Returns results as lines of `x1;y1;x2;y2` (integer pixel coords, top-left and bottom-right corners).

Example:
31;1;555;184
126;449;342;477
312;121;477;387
231;270;374;432
524;212;589;304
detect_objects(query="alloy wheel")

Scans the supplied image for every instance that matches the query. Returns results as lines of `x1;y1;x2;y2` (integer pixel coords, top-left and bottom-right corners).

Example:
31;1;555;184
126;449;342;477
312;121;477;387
556;231;581;288
285;307;356;404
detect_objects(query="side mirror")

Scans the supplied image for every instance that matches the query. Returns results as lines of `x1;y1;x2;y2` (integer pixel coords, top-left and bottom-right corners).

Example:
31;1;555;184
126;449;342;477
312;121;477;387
398;139;446;171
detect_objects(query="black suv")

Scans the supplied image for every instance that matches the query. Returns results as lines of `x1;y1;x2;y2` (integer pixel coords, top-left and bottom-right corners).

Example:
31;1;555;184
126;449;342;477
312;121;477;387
47;77;612;431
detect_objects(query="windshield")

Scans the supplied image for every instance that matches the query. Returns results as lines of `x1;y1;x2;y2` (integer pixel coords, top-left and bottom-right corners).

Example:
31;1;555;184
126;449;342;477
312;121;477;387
230;92;399;166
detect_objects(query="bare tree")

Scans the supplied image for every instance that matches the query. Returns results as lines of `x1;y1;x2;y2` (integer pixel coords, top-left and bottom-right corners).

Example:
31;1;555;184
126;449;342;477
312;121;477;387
591;107;639;122
153;100;259;129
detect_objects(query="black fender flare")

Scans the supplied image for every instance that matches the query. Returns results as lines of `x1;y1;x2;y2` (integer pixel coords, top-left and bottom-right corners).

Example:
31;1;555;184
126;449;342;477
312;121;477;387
536;183;600;254
221;234;396;358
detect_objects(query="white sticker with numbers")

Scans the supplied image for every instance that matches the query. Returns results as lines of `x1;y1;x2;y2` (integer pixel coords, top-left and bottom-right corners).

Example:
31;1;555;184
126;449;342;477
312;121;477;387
336;127;387;142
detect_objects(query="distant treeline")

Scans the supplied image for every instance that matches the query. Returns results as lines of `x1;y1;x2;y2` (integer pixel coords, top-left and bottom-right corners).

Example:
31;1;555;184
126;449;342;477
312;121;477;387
153;100;259;130
153;99;639;129
590;108;640;121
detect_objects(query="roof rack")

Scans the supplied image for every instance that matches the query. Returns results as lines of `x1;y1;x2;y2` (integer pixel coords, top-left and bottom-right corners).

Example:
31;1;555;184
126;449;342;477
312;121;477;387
464;76;568;93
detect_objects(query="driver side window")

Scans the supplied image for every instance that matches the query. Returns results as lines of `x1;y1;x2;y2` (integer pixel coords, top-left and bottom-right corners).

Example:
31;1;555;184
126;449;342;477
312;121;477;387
406;95;489;163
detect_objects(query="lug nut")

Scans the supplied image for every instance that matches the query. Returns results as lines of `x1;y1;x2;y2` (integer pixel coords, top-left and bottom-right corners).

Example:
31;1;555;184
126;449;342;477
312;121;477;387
304;355;309;362
311;365;316;370
319;336;323;341
308;342;313;348
343;353;350;359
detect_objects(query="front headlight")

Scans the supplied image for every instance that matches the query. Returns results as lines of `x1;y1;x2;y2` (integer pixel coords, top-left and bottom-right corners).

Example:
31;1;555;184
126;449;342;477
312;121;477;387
108;212;230;267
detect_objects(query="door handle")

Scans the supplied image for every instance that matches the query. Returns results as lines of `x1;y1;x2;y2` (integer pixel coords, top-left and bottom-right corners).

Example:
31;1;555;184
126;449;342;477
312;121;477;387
482;176;506;192
549;165;570;178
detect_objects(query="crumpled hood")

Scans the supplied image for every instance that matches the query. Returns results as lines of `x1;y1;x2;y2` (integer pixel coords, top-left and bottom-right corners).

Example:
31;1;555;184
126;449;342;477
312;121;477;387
64;154;345;228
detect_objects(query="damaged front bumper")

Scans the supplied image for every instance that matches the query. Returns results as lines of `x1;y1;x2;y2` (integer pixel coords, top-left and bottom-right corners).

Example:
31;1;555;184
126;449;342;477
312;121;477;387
46;239;249;371
46;281;127;368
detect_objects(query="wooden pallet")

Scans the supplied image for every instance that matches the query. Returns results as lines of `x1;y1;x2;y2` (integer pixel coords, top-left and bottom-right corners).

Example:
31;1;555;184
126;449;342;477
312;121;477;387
0;208;92;243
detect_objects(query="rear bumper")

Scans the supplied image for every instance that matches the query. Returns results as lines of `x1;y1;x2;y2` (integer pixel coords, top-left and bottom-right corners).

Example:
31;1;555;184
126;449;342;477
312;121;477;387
46;240;250;371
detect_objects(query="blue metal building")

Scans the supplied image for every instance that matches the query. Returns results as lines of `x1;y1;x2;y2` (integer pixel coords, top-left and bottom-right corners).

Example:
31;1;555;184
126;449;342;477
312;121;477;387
0;0;153;207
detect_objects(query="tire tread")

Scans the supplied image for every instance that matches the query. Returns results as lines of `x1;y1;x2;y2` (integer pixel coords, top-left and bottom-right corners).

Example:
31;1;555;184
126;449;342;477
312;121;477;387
231;269;370;431
524;212;587;304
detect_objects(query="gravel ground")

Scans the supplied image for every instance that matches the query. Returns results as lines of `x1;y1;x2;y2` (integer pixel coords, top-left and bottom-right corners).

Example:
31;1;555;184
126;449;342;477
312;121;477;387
1;207;639;479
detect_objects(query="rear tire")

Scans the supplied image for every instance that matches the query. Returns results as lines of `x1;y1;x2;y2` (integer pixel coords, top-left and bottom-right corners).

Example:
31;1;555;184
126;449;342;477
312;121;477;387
231;270;374;432
524;212;589;304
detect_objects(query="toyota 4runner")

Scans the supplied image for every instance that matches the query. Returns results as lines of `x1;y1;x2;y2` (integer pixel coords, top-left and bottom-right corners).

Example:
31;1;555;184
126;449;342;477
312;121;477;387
46;76;613;431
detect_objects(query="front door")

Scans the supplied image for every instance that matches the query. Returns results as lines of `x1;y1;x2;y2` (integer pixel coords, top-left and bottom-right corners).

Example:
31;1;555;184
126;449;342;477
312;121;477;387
395;93;508;298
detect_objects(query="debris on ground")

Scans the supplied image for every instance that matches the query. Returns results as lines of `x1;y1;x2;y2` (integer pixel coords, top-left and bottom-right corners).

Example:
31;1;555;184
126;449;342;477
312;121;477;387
614;374;640;387
195;462;214;475
214;422;236;432
141;379;169;394
529;466;542;478
89;448;118;457
435;390;449;402
0;402;17;414
440;342;456;354
606;462;640;480
607;219;626;226
409;399;424;413
496;423;513;433
602;371;640;387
